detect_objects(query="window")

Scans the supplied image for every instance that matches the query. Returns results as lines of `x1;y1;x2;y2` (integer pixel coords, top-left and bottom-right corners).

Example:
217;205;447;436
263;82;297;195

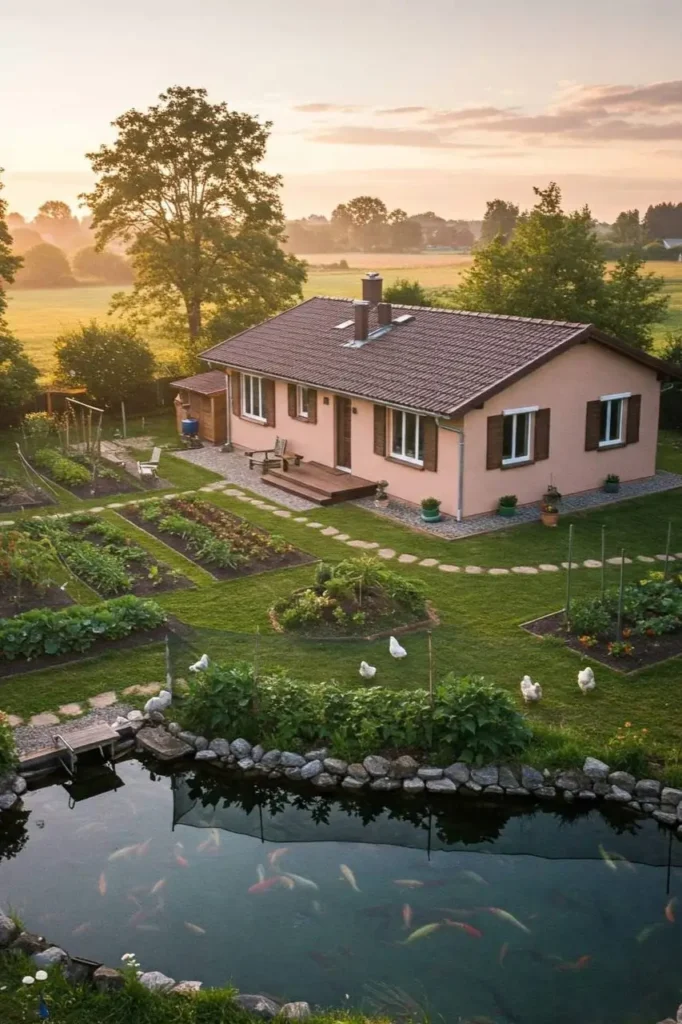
502;408;535;464
242;374;264;421
599;394;627;447
391;410;423;465
297;385;310;419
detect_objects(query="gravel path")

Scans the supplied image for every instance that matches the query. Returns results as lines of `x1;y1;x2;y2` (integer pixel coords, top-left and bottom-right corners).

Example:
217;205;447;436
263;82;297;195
173;448;317;510
14;703;134;756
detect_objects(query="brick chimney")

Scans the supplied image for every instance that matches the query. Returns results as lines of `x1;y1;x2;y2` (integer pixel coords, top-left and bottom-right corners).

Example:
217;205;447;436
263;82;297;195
354;299;369;341
377;301;392;326
362;272;383;305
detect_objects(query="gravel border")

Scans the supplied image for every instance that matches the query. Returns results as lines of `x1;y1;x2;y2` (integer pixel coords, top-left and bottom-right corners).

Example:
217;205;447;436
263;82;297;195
14;703;134;756
172;448;317;511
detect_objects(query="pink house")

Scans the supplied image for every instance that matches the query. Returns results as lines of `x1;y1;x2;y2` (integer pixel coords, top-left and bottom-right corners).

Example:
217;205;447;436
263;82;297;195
198;274;680;519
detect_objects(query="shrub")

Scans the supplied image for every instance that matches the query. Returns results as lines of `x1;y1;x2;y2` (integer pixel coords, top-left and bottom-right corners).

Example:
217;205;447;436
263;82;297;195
420;497;441;511
0;710;17;775
0;531;56;590
498;494;518;508
34;448;91;487
606;722;649;775
605;473;620;484
569;594;614;636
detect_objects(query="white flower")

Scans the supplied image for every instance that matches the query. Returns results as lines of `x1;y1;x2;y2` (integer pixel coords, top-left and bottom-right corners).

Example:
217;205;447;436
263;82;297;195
35;971;48;981
22;976;35;985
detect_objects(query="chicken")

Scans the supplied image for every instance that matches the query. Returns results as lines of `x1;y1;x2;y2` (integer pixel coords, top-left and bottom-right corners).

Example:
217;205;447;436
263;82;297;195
578;666;596;694
359;661;377;679
520;674;542;703
189;653;209;673
144;689;172;714
389;636;407;659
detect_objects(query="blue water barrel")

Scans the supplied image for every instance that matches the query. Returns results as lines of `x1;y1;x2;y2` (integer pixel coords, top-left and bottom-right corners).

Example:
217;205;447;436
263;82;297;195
181;417;200;437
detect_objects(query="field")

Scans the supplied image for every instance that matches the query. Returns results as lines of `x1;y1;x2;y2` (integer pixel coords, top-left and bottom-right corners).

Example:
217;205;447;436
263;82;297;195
6;255;682;375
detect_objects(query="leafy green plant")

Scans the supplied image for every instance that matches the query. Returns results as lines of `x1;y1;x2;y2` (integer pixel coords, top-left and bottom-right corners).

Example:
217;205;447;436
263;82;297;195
0;531;56;591
605;473;620;484
420;497;441;511
63;541;133;595
569;594;615;636
607;640;635;658
34;448;91;487
432;674;532;764
498;494;518;508
0;710;17;775
606;721;649;775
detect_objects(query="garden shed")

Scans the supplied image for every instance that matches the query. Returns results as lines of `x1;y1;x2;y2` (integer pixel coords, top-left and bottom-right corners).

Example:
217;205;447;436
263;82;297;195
171;370;227;444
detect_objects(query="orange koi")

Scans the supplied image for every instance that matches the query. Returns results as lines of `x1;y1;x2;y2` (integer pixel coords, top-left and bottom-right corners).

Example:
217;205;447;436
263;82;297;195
127;909;147;927
393;879;424;889
444;919;483;939
72;922;92;937
175;852;189;868
267;847;289;868
150;878;166;896
248;875;286;895
197;837;213;853
402;904;413;930
184;921;206;935
136;839;152;856
499;941;509;967
98;872;107;896
665;897;677;923
555;954;592;972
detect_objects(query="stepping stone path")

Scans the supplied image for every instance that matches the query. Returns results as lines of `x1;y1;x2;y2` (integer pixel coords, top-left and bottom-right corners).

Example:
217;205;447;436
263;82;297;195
512;566;538;575
58;703;82;717
488;567;510;575
465;565;483;574
561;561;580;570
539;563;560;572
419;558;439;567
637;555;655;563
7;715;23;727
438;564;459;573
320;526;339;536
272;510;291;518
377;548;396;559
306;522;323;528
398;554;418;563
583;559;602;568
607;556;632;565
88;691;117;709
333;533;351;541
29;712;60;727
293;516;308;523
123;683;161;696
656;554;676;561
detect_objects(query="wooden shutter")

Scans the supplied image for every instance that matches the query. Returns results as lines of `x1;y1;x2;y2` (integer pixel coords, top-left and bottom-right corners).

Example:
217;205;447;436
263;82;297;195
422;417;438;472
486;415;504;470
231;373;241;418
308;389;318;424
263;378;276;427
374;405;387;456
287;383;296;419
534;408;550;462
585;400;601;451
625;394;641;445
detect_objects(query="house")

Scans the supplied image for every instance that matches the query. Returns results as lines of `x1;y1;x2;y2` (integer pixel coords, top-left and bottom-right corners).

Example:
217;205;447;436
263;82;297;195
199;274;681;519
171;370;228;445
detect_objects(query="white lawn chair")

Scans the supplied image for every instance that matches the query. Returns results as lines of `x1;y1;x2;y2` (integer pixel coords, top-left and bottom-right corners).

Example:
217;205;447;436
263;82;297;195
137;446;161;480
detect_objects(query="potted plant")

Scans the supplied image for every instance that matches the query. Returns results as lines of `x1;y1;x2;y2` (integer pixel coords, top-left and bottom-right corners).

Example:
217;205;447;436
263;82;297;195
541;503;559;527
604;473;620;494
374;480;389;508
543;483;561;506
498;494;518;518
420;496;442;523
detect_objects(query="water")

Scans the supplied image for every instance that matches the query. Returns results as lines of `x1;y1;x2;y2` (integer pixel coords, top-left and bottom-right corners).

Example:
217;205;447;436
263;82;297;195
2;757;682;1024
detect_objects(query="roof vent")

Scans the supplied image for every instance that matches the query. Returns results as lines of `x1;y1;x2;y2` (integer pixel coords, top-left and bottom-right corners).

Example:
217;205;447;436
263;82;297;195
334;319;354;330
394;313;416;325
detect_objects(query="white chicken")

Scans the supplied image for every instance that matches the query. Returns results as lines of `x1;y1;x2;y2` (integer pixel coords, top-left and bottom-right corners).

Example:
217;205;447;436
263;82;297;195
144;689;172;714
520;674;542;703
189;653;210;673
578;666;596;694
359;661;377;680
389;636;407;659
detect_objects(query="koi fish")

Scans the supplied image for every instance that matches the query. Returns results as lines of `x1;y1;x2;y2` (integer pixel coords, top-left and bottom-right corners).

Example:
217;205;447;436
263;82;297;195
665;897;677;923
340;865;360;892
184;922;206;935
402;904;413;930
108;844;138;862
598;844;617;872
637;923;664;944
283;872;319;891
459;870;487;885
499;942;509;967
210;828;221;847
127;909;147;928
611;851;635;873
127;894;142;908
485;907;530;934
402;922;441;944
150;879;166;896
312;900;323;915
98;872;107;896
555;955;592;972
72;922;92;937
136;924;161;932
197;837;213;853
279;875;295;890
393;879;424;889
444;919;483;939
248;876;285;895
268;847;289;868
175;852;189;868
136;839;152;857
256;864;266;883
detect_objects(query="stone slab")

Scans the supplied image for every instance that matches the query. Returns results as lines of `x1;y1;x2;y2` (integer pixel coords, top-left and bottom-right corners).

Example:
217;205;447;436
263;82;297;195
136;727;194;762
29;712;60;727
88;691;118;709
123;683;161;696
58;704;82;717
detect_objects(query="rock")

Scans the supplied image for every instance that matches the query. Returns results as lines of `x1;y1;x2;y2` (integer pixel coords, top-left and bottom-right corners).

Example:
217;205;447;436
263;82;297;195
461;781;483;794
608;771;635;793
471;765;498;786
149;711;166;724
536;786;557;800
65;959;93;985
661;788;682;806
506;787;531;797
209;739;231;757
33;946;69;969
653;810;678;826
280;1002;311;1020
11;931;46;955
113;716;130;730
583;757;610;780
137;727;194;761
194;736;208;751
178;730;197;745
498;766;520;789
0;913;19;948
635;779;661;800
417;767;443;780
282;752;307;769
268;769;283;780
661;804;678;817
172;981;203;995
195;749;217;761
0;793;17;811
168;722;182;735
485;785;504;795
252;744;264;763
11;776;27;796
140;971;176;991
593;781;610;796
93;966;125;993
426;777;458;794
390;755;418;779
260;749;282;768
341;776;365;790
304;748;327;762
370;777;402;791
312;773;337;789
363;755;391;777
347;763;370;782
235;994;280;1019
238;758;255;771
127;710;144;722
578;790;597;801
300;759;323;780
642;802;658;813
564;791;575;803
285;767;302;781
230;738;252;759
521;765;545;790
403;777;425;794
444;762;470;784
555;771;583;792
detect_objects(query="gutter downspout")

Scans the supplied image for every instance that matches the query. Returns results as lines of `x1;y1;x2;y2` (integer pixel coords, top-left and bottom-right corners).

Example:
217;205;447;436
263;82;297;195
435;418;464;522
221;372;233;452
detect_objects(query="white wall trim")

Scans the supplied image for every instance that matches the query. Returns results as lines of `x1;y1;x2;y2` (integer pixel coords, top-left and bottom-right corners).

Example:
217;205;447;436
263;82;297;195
599;391;631;401
502;405;539;416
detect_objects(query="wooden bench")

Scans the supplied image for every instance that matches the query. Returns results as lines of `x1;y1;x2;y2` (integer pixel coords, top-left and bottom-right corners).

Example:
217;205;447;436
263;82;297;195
137;446;161;479
245;437;302;474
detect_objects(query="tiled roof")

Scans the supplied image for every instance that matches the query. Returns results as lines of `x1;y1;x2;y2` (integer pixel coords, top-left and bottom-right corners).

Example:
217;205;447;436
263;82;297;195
199;297;657;415
170;370;226;395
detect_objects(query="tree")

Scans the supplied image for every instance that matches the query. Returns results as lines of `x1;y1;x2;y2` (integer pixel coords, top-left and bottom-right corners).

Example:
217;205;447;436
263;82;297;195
0;171;22;318
54;321;156;406
456;183;668;350
0;172;38;415
643;202;682;241
72;246;133;284
83;85;305;365
11;228;43;254
611;209;642;245
480;199;519;244
33;201;85;251
388;210;422;251
14;243;75;288
384;278;430;306
331;196;388;250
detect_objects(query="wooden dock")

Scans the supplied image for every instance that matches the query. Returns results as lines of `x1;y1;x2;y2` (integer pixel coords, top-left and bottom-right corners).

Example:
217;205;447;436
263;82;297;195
262;461;377;505
20;722;122;774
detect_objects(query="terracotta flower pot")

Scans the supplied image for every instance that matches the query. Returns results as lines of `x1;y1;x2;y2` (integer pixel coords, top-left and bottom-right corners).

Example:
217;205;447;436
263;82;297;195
541;510;559;527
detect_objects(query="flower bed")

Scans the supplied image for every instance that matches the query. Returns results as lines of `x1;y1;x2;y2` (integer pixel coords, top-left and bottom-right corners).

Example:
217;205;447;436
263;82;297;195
0;530;73;618
271;556;430;635
0;476;52;512
31;447;141;498
123;496;313;580
523;570;682;671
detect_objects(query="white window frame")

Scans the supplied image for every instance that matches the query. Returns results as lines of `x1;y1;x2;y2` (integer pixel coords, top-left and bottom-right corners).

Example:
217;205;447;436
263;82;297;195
296;385;310;419
599;392;629;448
501;405;537;466
241;373;265;423
391;409;424;466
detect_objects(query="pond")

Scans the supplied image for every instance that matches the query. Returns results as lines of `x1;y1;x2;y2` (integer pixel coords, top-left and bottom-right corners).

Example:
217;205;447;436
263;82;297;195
1;756;681;1024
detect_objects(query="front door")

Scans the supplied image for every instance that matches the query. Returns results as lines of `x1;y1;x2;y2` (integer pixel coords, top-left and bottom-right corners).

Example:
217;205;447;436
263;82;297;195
335;396;352;471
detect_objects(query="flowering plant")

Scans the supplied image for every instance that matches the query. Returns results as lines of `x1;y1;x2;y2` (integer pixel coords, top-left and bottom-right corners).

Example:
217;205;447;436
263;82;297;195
19;970;49;1019
606;721;649;774
578;634;597;649
607;640;634;658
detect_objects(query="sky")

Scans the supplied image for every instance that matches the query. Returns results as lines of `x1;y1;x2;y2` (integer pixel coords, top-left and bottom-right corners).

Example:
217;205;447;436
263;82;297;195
2;0;682;221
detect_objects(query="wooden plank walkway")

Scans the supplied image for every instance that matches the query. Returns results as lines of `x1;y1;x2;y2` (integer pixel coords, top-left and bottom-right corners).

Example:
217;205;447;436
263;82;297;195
20;722;120;773
262;461;377;505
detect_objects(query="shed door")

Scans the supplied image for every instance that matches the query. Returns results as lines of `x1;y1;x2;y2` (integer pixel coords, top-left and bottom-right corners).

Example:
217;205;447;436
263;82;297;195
335;396;352;471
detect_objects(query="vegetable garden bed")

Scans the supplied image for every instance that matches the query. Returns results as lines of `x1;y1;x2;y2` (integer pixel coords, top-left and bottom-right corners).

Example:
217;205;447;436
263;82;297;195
31;448;142;498
0;529;73;618
122;496;314;580
0;475;53;511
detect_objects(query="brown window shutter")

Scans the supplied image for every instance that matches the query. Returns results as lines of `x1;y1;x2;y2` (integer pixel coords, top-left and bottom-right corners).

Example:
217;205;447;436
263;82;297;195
308;388;318;424
287;383;296;419
263;378;276;427
625;394;641;445
486;415;503;469
373;404;387;456
534;408;550;462
231;373;241;418
422;417;438;472
585;400;601;451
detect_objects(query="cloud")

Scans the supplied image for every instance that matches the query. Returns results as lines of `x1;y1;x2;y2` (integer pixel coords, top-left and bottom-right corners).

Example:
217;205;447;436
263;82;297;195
310;125;493;148
424;106;517;124
566;80;682;113
292;103;361;113
376;106;429;116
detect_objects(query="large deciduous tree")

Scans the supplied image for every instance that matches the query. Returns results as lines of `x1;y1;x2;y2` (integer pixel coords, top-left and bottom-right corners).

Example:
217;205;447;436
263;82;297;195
331;196;388;250
82;86;305;366
643;202;682;241
14;243;75;288
611;209;642;245
456;183;668;350
54;321;156;406
479;199;519;244
72;246;133;284
0;171;39;415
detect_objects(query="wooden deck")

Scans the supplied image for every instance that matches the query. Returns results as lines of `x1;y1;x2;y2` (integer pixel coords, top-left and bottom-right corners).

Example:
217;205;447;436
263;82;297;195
261;461;377;505
20;722;122;774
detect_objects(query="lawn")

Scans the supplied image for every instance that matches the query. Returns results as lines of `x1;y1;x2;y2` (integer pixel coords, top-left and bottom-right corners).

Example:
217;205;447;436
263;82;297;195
1;415;682;778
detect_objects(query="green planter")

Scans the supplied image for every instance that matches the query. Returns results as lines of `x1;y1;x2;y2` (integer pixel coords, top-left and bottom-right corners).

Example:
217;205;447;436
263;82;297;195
421;508;442;523
498;504;517;517
603;481;620;493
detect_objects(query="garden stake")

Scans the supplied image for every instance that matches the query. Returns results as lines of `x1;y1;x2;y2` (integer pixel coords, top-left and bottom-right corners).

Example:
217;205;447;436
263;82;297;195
664;520;672;580
121;401;127;439
564;524;574;626
616;547;626;639
427;630;434;749
165;633;173;698
600;524;606;598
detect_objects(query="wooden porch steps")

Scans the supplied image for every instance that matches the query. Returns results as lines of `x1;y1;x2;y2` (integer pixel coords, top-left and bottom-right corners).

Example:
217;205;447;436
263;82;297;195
261;461;377;505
